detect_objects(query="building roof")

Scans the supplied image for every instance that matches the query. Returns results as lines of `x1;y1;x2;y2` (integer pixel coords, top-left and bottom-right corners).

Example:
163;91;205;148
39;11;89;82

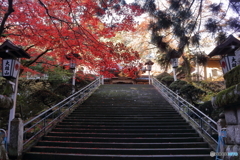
0;40;31;59
208;35;240;57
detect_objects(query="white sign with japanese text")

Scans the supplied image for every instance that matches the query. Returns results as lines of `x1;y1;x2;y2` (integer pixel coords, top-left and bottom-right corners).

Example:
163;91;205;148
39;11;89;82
235;48;240;66
171;58;178;68
2;59;20;79
220;56;237;74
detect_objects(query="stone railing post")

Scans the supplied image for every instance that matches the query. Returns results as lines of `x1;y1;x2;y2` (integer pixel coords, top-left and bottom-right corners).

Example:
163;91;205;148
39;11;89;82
8;117;23;159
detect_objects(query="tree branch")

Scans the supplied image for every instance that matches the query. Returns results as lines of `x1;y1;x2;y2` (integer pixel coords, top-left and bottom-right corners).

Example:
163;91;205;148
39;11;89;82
0;0;14;36
24;48;53;67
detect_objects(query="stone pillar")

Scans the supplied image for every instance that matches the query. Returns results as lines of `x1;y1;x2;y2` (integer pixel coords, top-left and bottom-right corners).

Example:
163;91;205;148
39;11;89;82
8;117;23;159
223;107;240;160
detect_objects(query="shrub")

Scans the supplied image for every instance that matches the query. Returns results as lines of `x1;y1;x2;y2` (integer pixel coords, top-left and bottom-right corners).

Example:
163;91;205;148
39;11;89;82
194;81;225;93
155;72;171;81
169;80;187;92
54;84;73;97
179;83;206;104
161;76;174;86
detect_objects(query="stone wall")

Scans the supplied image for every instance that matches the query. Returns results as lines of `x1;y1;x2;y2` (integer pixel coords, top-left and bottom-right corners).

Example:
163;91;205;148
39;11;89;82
224;107;240;160
224;65;240;88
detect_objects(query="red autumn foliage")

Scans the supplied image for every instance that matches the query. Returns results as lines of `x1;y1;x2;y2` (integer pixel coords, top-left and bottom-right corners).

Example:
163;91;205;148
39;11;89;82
0;0;144;77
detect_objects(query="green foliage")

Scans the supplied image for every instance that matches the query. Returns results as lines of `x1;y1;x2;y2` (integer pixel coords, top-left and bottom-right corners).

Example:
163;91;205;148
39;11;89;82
205;18;219;34
47;67;72;88
209;3;222;15
54;84;72;97
0;95;13;110
193;81;225;93
191;34;200;46
179;55;192;82
161;76;174;87
224;65;240;88
179;83;206;103
212;83;240;108
198;100;223;121
155;72;171;81
195;52;208;66
169;80;187;92
28;89;63;107
143;0;156;13
47;67;72;81
156;54;171;71
216;32;227;45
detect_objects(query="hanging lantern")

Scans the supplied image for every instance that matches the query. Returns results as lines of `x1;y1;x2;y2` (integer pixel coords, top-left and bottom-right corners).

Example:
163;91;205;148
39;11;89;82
69;58;76;69
235;47;240;66
171;58;178;68
2;59;20;79
145;60;154;71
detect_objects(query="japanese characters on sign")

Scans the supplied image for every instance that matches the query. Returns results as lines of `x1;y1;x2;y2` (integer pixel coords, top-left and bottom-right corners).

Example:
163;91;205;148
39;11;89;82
2;59;20;79
220;56;237;74
235;48;240;66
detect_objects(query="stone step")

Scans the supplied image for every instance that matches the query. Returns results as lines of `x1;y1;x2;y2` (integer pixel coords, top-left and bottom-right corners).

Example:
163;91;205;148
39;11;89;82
59;121;188;125
43;136;204;142
56;124;192;129
47;132;199;138
24;152;214;160
52;128;196;133
67;115;182;118
36;141;209;148
63;118;186;122
30;146;212;155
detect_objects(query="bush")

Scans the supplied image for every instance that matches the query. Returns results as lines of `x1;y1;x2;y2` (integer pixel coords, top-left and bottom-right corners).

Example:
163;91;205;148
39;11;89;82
155;72;171;81
161;76;174;87
179;83;206;104
194;81;225;93
198;100;223;121
54;84;73;97
169;80;187;92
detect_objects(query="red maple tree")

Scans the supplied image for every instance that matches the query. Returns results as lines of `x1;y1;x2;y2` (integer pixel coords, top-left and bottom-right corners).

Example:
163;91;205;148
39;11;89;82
0;0;144;78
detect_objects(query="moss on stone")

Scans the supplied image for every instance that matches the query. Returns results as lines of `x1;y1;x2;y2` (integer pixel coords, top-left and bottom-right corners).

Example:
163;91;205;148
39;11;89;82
224;65;240;88
212;83;240;108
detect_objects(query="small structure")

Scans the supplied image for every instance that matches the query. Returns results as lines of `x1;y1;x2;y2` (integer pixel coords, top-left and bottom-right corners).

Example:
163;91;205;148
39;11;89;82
208;35;240;74
205;56;223;80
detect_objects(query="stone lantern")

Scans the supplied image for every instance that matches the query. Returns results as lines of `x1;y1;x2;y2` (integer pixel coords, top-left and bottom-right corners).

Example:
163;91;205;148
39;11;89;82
170;58;178;81
145;60;154;84
208;35;240;159
0;40;30;158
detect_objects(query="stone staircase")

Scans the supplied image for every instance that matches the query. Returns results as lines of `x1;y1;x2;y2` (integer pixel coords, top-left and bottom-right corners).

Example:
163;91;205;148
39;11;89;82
23;84;214;160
